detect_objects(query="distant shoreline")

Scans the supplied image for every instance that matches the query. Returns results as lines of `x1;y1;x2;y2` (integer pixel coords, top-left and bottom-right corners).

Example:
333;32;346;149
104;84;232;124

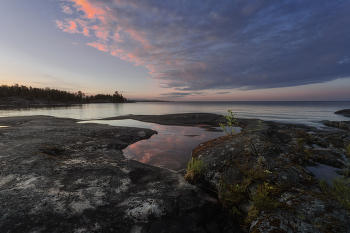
0;96;172;107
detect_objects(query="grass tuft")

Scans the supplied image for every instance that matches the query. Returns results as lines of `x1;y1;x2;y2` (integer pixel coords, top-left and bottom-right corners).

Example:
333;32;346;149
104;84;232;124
184;157;206;184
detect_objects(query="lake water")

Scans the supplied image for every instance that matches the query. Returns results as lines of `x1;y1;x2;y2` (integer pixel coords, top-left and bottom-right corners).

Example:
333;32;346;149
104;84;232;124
1;101;349;127
1;101;349;171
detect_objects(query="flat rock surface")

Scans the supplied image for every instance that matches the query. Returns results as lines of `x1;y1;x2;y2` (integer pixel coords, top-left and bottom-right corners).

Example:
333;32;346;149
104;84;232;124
0;116;232;233
102;113;228;126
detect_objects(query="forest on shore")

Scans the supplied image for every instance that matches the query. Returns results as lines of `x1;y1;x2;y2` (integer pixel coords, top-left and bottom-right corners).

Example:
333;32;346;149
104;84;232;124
0;84;127;103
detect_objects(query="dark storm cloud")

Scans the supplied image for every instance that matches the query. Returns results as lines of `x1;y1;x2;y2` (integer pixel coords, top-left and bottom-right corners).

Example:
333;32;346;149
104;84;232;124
58;0;350;91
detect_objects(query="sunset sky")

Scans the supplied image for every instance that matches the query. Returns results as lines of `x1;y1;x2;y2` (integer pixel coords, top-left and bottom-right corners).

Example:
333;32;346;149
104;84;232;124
1;0;350;101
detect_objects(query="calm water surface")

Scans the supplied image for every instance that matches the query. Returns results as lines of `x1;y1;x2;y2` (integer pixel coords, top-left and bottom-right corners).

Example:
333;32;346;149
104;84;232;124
1;101;349;127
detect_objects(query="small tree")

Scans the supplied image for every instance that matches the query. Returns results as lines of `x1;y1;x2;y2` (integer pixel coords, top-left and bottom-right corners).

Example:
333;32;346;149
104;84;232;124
219;110;238;135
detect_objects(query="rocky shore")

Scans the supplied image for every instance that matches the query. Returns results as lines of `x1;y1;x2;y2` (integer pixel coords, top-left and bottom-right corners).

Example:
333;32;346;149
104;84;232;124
191;119;350;232
1;113;350;232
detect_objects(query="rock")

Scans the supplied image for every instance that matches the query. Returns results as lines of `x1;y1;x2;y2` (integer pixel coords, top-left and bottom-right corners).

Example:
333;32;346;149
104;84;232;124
323;120;350;130
335;109;350;118
101;113;228;126
0;116;228;232
250;210;322;233
190;119;350;232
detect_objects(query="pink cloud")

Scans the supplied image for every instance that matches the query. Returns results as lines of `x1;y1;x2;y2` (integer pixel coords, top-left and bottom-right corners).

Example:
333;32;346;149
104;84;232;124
62;5;73;14
55;19;90;36
75;19;90;36
55;20;64;29
94;27;109;41
55;0;350;96
70;0;105;19
111;33;122;42
87;42;109;52
55;20;78;34
58;1;154;70
65;21;77;33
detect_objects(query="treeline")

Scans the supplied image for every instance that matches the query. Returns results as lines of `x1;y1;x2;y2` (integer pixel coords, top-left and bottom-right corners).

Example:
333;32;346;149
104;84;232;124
85;91;126;103
0;84;126;103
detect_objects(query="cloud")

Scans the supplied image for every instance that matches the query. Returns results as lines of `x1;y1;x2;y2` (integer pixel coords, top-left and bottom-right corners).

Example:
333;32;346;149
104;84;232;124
61;5;73;14
56;0;350;92
159;92;204;98
217;92;230;95
87;42;109;52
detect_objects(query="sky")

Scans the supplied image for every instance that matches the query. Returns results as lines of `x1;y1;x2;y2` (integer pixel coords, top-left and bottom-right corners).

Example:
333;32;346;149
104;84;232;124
0;0;350;101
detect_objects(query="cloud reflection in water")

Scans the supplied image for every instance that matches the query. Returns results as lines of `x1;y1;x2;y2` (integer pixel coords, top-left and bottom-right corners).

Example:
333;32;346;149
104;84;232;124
79;119;240;171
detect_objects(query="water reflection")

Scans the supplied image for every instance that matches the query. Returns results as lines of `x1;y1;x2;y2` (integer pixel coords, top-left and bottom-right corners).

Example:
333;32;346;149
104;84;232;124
79;119;241;171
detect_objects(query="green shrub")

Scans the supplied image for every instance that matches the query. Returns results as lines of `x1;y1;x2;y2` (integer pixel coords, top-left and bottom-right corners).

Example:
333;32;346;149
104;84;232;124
184;157;206;183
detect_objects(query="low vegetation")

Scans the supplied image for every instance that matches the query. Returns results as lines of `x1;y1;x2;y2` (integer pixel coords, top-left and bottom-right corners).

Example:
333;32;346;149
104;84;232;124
219;156;282;225
184;157;206;184
320;176;350;210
